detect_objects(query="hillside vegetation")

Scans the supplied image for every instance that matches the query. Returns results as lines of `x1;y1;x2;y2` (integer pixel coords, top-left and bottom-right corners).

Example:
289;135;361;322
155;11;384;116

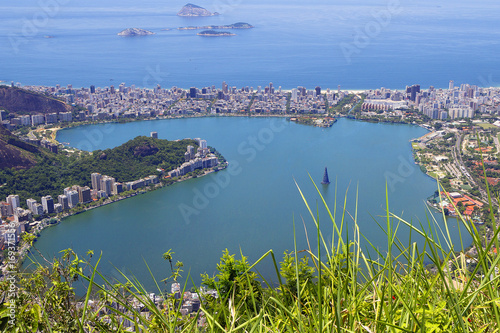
0;136;196;203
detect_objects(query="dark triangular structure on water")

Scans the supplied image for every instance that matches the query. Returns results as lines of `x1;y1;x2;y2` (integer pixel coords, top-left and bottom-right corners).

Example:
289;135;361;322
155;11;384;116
321;167;330;185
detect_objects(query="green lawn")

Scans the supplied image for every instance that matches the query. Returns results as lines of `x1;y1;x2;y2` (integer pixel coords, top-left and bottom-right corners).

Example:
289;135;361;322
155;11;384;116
428;172;439;179
477;122;498;129
411;142;421;150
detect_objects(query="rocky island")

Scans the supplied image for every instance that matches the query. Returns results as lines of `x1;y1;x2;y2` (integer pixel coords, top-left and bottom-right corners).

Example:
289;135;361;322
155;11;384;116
197;30;236;37
117;28;155;37
177;3;219;17
178;22;254;30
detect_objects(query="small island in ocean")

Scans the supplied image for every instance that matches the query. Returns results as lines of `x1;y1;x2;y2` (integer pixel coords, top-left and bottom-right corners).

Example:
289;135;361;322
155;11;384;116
117;28;155;36
197;30;236;37
178;22;254;30
177;3;219;17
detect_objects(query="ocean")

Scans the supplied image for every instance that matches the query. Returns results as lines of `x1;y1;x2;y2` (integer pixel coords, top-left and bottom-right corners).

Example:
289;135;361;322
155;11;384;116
1;0;500;90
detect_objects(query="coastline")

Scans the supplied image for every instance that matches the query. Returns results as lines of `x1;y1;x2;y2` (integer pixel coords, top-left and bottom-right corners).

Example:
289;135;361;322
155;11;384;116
51;112;424;147
51;113;296;146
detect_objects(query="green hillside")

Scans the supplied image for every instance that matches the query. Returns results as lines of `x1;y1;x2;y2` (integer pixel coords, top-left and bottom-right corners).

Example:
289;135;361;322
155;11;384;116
0;136;197;203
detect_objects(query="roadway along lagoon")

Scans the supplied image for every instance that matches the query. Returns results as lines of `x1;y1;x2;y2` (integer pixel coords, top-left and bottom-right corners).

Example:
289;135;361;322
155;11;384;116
27;117;471;290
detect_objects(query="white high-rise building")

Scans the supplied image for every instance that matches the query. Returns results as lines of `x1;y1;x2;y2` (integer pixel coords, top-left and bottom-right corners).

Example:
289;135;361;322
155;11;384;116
67;190;80;208
26;199;37;213
41;196;54;214
58;195;69;210
6;195;20;210
91;173;101;191
32;203;44;216
449;80;454;90
20;115;31;126
31;114;45;126
100;176;115;196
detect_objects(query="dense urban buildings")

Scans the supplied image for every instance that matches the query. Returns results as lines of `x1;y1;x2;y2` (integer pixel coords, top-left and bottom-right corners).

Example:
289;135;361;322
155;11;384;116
2;82;499;134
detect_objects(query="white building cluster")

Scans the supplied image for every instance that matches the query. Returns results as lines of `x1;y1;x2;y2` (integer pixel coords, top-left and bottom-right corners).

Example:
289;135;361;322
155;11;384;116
0;170;161;247
91;172;159;197
361;82;500;120
419;82;500;119
168;138;219;178
6;112;73;129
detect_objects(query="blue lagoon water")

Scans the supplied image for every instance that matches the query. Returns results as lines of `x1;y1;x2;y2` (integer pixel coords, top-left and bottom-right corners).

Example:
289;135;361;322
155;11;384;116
22;117;470;290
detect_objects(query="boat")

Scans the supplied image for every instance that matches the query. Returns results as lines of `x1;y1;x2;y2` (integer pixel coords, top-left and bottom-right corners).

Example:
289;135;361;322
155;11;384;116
321;167;330;185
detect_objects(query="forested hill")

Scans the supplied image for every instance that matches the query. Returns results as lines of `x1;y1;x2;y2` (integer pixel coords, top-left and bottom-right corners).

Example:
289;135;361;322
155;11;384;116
0;136;197;203
0;86;73;115
82;136;196;182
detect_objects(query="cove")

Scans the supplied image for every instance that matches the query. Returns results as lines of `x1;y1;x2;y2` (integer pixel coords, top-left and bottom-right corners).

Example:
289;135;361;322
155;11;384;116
26;117;471;290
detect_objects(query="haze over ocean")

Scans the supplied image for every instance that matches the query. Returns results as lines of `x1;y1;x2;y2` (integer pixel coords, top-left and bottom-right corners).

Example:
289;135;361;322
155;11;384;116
1;0;500;90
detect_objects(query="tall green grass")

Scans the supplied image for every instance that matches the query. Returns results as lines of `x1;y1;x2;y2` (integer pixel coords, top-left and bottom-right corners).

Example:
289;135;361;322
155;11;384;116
3;174;500;332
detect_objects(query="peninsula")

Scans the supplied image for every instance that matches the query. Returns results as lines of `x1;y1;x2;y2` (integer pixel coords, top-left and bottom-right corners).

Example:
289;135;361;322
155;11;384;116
177;3;219;17
197;30;236;37
117;28;155;36
0;134;219;202
178;22;254;30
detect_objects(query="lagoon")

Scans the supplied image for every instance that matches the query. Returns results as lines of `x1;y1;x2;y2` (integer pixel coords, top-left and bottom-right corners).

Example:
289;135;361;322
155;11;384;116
27;117;470;290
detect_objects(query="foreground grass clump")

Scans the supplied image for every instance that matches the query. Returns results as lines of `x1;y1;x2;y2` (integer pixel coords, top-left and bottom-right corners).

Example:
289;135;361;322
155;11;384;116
1;177;500;332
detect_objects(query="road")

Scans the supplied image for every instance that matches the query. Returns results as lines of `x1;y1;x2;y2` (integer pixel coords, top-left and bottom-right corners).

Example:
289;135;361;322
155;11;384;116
347;98;363;116
453;133;490;202
27;130;36;140
494;134;500;154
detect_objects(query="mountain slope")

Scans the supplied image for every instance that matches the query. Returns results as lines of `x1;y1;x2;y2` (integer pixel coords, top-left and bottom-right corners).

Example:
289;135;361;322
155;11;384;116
0;86;72;115
0;125;38;170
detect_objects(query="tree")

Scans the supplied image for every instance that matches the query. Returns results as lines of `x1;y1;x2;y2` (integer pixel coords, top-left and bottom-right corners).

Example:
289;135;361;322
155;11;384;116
457;201;466;214
279;250;314;300
172;261;184;282
0;248;93;331
162;249;174;273
201;249;262;309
